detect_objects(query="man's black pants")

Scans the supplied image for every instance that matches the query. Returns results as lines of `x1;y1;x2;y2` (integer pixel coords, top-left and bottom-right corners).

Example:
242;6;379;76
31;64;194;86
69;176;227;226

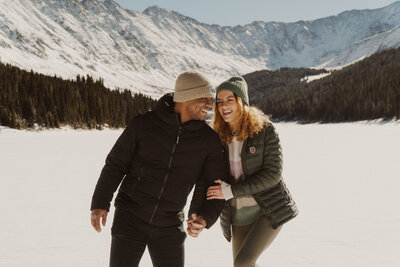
110;208;187;267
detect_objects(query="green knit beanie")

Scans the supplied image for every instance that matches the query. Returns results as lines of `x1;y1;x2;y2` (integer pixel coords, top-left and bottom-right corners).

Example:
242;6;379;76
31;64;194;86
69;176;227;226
216;76;249;105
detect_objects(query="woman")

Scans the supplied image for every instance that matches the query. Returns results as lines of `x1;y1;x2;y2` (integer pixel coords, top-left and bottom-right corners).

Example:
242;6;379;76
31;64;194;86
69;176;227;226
207;77;298;267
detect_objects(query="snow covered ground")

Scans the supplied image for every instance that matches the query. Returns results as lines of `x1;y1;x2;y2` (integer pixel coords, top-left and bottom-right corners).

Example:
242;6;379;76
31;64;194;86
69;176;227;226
1;122;399;267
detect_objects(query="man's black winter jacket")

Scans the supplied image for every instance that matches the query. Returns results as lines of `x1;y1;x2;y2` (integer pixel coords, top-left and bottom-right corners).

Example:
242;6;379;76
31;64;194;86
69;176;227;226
91;94;227;228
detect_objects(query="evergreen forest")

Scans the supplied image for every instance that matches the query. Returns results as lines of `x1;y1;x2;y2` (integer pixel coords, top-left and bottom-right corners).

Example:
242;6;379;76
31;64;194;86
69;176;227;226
245;47;400;122
0;62;155;129
1;46;400;129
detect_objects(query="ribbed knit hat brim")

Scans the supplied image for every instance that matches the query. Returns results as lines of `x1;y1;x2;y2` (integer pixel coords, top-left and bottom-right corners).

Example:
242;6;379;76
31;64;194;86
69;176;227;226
173;71;215;102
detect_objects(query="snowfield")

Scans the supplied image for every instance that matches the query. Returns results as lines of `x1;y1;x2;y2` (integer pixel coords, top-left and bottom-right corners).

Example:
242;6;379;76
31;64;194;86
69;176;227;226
1;122;399;267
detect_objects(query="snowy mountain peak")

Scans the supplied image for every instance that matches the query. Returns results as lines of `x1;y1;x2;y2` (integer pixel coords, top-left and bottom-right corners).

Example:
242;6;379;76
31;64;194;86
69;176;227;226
1;0;400;97
142;5;199;25
143;5;167;14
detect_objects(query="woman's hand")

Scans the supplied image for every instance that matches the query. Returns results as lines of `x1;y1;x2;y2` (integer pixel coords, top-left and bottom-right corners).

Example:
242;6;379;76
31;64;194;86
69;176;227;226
207;179;224;200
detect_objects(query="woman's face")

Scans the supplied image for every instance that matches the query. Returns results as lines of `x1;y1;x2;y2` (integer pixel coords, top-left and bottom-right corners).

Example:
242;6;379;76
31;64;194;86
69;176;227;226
216;90;240;126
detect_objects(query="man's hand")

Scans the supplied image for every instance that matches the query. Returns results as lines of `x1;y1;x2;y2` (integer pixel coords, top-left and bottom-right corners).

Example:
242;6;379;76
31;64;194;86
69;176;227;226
91;209;108;232
186;213;207;238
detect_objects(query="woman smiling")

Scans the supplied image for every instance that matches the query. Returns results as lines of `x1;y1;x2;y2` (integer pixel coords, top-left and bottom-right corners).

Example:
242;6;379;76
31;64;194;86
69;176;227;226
207;76;298;267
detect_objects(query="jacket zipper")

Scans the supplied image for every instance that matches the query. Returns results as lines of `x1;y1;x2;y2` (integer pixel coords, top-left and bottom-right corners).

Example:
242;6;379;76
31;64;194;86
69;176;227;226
148;122;182;225
137;167;143;183
240;138;248;180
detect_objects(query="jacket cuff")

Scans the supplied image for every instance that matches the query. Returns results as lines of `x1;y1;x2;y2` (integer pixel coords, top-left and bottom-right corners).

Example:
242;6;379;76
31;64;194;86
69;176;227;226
202;214;213;229
221;181;234;200
90;198;111;212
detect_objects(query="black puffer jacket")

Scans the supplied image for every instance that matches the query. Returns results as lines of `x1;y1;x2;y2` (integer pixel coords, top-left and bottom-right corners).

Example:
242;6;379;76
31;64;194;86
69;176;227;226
91;93;227;228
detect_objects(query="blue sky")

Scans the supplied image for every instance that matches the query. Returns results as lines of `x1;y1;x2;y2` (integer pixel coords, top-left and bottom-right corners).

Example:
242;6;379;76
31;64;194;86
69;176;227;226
113;0;397;26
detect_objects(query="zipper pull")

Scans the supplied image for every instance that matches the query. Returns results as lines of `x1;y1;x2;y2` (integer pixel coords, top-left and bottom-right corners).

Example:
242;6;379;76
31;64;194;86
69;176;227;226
176;127;182;144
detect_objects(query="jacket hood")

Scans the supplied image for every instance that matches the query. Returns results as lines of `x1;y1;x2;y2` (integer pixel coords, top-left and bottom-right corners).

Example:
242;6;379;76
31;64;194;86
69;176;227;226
155;93;206;131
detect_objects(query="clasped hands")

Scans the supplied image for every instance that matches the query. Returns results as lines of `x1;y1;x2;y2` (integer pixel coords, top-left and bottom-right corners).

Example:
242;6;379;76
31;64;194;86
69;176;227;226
186;213;206;238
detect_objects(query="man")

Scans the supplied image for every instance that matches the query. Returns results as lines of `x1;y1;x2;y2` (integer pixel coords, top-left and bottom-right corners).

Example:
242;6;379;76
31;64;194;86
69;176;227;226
90;71;227;267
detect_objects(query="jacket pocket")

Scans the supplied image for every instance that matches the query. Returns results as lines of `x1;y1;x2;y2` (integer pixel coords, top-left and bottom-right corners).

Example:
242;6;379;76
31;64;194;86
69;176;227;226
130;166;143;195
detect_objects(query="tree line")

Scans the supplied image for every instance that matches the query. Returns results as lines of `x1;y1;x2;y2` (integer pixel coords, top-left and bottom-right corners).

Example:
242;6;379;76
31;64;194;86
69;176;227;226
2;46;399;129
0;62;155;129
244;67;329;104
244;47;400;122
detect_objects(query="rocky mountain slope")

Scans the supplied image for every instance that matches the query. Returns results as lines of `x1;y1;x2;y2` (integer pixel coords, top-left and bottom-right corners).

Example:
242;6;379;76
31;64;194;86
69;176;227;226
1;0;400;96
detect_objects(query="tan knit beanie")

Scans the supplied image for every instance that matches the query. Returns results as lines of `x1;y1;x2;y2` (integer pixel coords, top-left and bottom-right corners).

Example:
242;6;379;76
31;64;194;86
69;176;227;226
173;71;215;102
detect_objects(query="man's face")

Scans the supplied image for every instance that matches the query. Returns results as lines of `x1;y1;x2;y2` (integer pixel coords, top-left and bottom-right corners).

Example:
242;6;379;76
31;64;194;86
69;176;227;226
184;97;213;121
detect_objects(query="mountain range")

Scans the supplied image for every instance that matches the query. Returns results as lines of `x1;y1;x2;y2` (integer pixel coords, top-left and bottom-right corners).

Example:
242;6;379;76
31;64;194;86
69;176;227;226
1;0;400;97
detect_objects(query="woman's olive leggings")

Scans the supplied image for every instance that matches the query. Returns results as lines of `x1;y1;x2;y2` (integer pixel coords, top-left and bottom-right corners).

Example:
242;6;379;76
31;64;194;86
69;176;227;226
232;216;282;267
